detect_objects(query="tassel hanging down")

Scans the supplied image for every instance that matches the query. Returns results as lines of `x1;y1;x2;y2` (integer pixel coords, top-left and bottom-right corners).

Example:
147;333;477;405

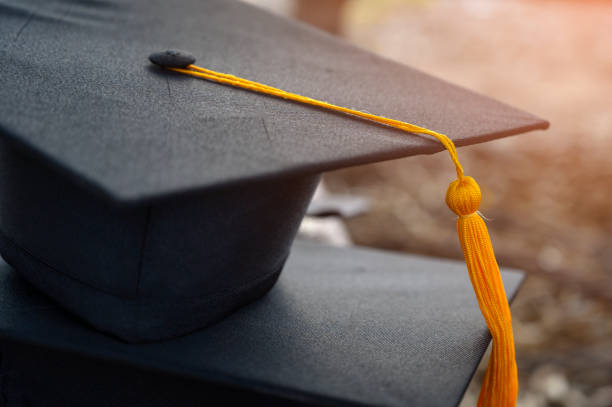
446;176;518;407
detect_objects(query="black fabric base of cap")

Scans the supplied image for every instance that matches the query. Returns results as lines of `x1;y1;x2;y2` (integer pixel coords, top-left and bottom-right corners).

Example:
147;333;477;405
1;338;312;407
0;138;319;342
0;240;524;407
0;229;284;343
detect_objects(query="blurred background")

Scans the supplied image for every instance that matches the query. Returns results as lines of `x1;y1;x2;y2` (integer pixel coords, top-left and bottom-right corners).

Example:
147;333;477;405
245;1;612;406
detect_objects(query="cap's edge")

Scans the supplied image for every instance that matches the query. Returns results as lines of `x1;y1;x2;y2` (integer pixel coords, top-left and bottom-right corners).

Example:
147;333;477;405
0;331;366;407
114;119;550;206
0;118;549;208
0;123;124;207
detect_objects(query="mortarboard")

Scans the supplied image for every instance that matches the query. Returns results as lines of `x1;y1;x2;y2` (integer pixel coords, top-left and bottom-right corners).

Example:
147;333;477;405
0;0;548;405
0;242;524;406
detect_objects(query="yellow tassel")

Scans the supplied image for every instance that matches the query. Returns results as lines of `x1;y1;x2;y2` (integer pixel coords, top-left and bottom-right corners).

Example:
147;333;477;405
163;60;519;406
446;176;518;407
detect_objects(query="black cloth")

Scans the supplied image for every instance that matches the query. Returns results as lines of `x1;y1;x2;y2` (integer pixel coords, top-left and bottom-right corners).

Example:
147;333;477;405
0;241;524;407
0;138;318;342
0;0;542;343
0;0;548;204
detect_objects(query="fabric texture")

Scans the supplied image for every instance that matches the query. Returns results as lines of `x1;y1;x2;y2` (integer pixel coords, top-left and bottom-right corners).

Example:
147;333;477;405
0;0;548;204
446;177;518;406
0;138;319;342
0;241;524;407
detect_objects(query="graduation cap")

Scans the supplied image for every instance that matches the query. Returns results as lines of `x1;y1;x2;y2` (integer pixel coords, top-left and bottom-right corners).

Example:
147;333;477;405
0;0;548;405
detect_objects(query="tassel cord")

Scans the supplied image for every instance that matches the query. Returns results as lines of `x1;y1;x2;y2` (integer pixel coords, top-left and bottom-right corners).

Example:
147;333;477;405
167;65;465;180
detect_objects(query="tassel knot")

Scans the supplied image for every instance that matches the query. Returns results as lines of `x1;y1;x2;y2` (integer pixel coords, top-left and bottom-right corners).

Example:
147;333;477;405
445;176;481;216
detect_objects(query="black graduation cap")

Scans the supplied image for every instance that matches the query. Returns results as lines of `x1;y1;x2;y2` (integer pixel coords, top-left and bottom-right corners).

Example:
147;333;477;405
0;0;548;405
0;244;525;406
